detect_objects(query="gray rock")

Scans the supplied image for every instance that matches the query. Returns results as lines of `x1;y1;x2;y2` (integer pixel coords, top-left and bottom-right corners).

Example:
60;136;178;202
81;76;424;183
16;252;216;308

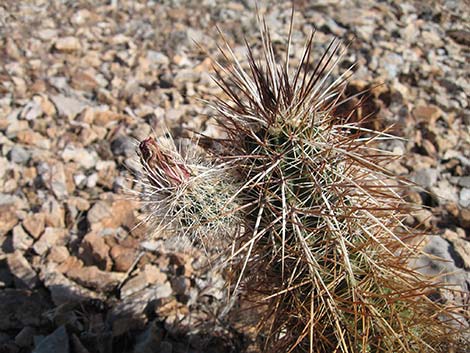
147;51;169;66
15;326;35;348
154;282;173;300
61;145;97;169
0;289;49;330
413;236;470;295
50;94;87;119
32;325;69;353
111;135;135;157
411;168;439;189
459;188;470;208
8;146;31;164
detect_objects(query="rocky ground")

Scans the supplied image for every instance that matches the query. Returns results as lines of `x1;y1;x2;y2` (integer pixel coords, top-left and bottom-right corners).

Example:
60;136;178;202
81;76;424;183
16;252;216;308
0;0;469;352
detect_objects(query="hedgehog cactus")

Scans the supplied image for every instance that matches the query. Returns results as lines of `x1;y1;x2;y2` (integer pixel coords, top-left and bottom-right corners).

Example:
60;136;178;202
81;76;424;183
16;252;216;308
138;135;240;251
138;15;468;353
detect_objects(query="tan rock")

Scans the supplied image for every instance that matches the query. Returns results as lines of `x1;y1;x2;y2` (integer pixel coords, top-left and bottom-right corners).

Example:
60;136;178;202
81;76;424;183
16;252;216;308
54;37;82;52
0;204;19;236
12;224;33;251
16;130;51;149
412;105;442;125
66;265;124;292
33;227;67;255
7;251;39;289
459;208;470;229
22;212;46;239
47;246;70;264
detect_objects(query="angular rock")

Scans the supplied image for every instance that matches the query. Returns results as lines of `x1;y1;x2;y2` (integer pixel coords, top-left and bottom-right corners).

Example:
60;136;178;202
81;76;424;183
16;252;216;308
66;265;124;293
32;325;69;353
0;204;18;236
50;95;87;119
110;244;138;272
41;263;102;305
16;130;51;149
49;162;68;200
41;197;65;228
79;232;112;271
54;36;81;52
8;146;31;164
47;246;70;264
15;326;35;348
22;213;46;239
61;144;97;169
120;266;167;298
33;227;67;255
7;251;39;289
12;224;34;251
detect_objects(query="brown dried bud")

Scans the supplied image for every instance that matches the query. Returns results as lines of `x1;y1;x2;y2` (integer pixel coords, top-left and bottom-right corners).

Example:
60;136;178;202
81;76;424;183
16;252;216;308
139;137;191;188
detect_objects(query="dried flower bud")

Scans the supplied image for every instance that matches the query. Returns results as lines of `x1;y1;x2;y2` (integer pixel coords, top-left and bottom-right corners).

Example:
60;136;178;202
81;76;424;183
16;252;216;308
139;137;191;188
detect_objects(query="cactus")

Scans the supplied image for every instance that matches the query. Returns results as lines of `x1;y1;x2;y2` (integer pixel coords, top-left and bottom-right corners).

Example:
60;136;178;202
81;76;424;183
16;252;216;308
137;135;240;251
138;15;468;353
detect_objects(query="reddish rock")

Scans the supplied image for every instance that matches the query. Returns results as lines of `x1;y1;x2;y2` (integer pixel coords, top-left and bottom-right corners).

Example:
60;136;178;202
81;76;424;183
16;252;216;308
79;231;112;271
110;244;137;272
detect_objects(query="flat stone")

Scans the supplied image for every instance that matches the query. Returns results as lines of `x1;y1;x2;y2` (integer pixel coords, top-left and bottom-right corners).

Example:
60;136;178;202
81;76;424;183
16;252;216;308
22;213;46;239
16;130;51;149
457;176;470;188
12;224;34;251
7;251;39;289
41;263;101;305
0;204;19;236
67;197;90;212
66;265;124;293
33;227;67;255
93;111;122;126
61;144;97;169
32;325;69;353
54;36;81;52
87;201;112;225
50;95;87;119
